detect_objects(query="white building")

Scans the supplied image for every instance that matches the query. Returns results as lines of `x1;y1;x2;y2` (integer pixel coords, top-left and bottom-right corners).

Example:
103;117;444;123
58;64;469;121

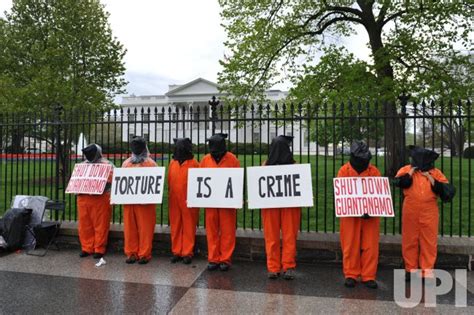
120;78;315;152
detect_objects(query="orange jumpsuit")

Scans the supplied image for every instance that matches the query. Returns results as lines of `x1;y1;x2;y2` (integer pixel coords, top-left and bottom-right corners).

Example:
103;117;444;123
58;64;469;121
168;158;200;257
262;207;301;273
396;165;448;277
338;162;381;281
200;152;240;265
77;161;113;254
122;157;157;261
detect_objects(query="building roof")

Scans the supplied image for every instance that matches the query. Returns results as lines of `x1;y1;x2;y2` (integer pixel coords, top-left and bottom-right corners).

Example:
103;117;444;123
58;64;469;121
121;78;287;107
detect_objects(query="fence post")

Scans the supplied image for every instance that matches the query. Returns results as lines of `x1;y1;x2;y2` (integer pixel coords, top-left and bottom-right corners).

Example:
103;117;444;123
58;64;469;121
209;96;219;135
54;103;63;206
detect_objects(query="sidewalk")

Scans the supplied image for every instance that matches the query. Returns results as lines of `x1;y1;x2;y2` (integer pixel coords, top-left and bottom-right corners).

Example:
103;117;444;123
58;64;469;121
0;250;472;314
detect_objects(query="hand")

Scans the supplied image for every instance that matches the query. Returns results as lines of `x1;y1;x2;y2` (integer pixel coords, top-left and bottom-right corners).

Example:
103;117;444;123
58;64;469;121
408;167;417;176
422;172;435;185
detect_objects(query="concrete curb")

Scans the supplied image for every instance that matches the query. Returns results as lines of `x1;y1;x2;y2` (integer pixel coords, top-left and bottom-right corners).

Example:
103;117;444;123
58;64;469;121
58;222;474;269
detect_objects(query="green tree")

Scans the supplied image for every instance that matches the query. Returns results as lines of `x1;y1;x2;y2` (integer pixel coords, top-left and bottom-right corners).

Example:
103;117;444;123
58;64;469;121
0;0;126;114
289;46;385;146
218;0;472;175
0;0;127;181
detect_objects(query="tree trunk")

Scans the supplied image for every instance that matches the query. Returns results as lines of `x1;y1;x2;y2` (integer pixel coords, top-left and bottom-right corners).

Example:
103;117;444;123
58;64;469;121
11;131;24;153
363;13;405;176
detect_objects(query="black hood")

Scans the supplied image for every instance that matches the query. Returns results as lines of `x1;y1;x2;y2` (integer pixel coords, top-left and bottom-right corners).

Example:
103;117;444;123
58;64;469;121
207;133;227;163
82;144;102;163
173;138;193;164
409;145;439;172
130;136;147;155
130;136;148;164
349;140;372;174
267;135;295;165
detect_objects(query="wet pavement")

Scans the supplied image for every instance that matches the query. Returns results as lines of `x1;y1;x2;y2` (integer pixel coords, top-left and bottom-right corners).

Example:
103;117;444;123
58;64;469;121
0;250;472;314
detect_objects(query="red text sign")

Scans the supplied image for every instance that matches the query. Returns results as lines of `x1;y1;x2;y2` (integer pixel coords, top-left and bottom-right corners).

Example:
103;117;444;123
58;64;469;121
66;163;112;194
333;177;394;217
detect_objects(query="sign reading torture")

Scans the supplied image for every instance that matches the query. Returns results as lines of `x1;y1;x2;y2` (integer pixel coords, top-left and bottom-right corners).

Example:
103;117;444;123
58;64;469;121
187;168;244;208
333;177;394;217
66;163;112;195
111;167;166;204
246;164;314;209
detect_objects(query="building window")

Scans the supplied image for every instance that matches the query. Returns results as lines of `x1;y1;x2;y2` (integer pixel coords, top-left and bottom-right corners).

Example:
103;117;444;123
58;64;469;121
129;134;135;140
128;114;136;122
157;113;164;121
143;133;150;141
142;114;150;122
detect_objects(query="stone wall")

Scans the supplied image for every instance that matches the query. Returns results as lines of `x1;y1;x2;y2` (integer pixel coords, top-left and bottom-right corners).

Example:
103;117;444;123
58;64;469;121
57;222;473;269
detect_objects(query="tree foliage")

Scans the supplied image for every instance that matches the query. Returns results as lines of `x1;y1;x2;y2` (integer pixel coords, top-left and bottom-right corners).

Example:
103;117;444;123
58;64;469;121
0;0;127;115
218;0;473;103
218;0;473;173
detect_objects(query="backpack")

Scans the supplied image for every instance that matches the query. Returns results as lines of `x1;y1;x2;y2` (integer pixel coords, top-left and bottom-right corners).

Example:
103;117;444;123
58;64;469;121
0;208;32;251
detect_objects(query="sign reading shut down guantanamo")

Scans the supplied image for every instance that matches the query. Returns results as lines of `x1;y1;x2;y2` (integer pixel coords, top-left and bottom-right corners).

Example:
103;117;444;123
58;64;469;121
111;167;166;205
66;163;112;195
333;177;394;217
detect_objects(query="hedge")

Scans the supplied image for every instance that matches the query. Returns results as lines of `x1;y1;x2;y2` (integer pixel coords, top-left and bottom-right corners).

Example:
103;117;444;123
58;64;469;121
463;146;474;159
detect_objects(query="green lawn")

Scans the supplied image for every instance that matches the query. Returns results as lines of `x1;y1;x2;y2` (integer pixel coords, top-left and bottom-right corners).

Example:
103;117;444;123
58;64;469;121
0;154;472;236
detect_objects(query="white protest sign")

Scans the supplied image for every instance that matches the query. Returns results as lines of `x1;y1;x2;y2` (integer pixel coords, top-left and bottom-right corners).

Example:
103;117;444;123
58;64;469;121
247;164;314;209
111;167;166;204
187;168;244;209
333;177;394;217
66;163;112;194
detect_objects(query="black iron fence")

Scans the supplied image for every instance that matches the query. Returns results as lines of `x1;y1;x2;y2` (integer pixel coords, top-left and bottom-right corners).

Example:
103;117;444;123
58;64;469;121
0;99;472;236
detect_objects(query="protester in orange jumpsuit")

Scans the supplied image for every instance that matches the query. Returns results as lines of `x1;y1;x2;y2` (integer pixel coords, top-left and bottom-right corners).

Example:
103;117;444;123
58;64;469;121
77;144;114;259
337;141;381;289
168;138;200;264
200;133;240;271
261;135;301;280
395;146;455;280
122;136;157;264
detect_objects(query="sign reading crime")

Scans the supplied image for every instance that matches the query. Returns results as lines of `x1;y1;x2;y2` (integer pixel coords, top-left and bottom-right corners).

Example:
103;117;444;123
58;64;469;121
247;164;314;209
66;163;112;195
187;168;244;209
111;167;166;204
333;177;394;217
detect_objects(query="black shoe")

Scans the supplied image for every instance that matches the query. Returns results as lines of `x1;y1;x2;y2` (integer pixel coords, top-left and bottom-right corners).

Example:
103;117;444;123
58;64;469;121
363;280;378;289
93;253;103;259
207;263;219;271
138;258;149;265
219;263;230;271
170;255;182;263
344;278;356;288
79;251;90;258
182;256;192;265
283;269;295;280
267;272;279;279
125;256;137;264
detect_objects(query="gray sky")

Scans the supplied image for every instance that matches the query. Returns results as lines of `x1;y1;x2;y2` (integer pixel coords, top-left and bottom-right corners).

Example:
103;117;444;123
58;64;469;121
0;0;372;97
